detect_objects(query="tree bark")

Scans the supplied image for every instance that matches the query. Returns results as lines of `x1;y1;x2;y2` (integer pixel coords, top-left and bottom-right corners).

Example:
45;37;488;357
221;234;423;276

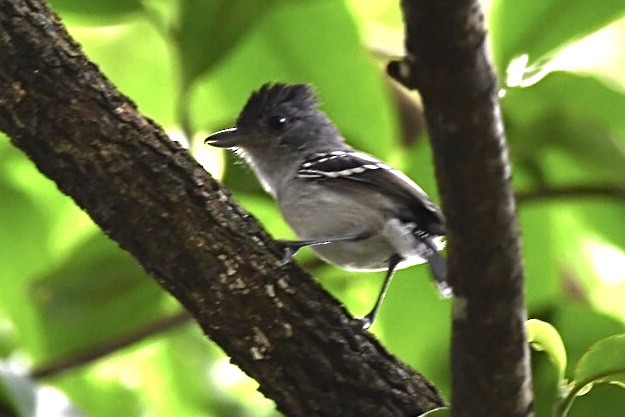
388;1;534;417
0;0;445;416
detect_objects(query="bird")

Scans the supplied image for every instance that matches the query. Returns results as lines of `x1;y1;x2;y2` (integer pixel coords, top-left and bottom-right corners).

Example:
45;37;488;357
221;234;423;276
205;82;450;328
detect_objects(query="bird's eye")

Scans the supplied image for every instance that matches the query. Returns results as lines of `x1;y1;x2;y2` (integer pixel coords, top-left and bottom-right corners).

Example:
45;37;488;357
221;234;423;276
267;115;288;130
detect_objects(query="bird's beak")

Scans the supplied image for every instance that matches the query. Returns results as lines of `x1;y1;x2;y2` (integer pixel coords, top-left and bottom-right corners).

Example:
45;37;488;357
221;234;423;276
204;127;242;148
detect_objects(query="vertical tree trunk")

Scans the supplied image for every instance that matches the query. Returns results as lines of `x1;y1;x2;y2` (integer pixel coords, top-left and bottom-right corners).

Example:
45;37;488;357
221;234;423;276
389;1;534;416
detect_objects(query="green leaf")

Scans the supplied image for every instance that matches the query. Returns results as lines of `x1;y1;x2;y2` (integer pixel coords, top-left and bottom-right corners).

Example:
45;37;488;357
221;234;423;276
29;233;169;358
176;0;281;86
0;161;55;359
505;72;625;150
0;367;36;417
68;18;179;128
490;0;623;72
527;319;568;386
54;368;142;416
237;193;294;239
552;304;624;378
47;0;143;25
545;202;625;322
564;384;625;417
381;266;453;399
505;72;625;184
518;205;560;311
574;334;625;391
190;1;397;157
531;343;564;416
555;334;625;417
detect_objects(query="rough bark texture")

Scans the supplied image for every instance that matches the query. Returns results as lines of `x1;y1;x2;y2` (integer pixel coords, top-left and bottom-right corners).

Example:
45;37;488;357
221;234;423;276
388;1;534;417
0;1;445;416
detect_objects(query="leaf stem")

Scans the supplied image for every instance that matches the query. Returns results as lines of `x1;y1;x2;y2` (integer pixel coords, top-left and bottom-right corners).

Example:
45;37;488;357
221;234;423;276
554;369;625;417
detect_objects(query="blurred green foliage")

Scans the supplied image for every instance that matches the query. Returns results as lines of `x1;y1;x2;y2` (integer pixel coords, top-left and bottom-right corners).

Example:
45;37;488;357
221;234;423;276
0;0;623;415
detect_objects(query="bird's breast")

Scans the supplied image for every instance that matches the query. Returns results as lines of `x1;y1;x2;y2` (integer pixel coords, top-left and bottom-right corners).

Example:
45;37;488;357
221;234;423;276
276;181;412;270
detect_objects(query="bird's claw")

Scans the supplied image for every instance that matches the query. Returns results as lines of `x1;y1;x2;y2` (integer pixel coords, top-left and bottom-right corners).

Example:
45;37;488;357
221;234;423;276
437;280;454;298
276;240;298;265
354;316;373;330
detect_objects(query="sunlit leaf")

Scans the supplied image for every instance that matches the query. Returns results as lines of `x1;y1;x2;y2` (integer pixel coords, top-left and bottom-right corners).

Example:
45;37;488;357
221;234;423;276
0;317;17;359
527;319;568;387
67;19;179;128
48;0;143;26
54;366;143;416
573;334;625;391
490;0;623;73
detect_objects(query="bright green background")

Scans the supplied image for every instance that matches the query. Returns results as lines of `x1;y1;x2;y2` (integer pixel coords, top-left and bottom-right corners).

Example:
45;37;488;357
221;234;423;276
0;0;623;416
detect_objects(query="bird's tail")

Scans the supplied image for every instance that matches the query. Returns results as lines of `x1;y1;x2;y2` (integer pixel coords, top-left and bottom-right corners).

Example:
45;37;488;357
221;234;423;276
420;235;452;298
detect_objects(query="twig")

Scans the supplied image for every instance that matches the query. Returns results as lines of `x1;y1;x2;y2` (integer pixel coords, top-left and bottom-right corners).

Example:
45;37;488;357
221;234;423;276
30;311;192;379
516;185;624;204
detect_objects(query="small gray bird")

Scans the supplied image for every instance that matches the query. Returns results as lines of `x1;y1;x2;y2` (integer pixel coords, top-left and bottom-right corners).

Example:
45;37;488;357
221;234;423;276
205;83;450;328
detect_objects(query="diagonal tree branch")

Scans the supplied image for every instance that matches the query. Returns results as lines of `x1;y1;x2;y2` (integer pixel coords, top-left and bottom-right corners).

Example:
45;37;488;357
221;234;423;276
388;1;534;416
0;0;444;416
29;310;193;380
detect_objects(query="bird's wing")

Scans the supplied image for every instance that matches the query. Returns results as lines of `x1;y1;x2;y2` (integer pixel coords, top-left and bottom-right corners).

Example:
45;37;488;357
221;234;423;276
297;151;445;235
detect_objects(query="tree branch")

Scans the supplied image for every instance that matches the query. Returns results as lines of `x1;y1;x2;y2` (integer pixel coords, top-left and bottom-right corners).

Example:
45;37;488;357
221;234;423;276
516;184;625;204
29;184;616;383
388;1;534;416
30;310;192;380
0;0;444;415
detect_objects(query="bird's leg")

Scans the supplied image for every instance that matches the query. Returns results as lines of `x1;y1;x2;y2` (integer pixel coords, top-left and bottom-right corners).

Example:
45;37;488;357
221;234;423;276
358;254;402;330
277;232;371;264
